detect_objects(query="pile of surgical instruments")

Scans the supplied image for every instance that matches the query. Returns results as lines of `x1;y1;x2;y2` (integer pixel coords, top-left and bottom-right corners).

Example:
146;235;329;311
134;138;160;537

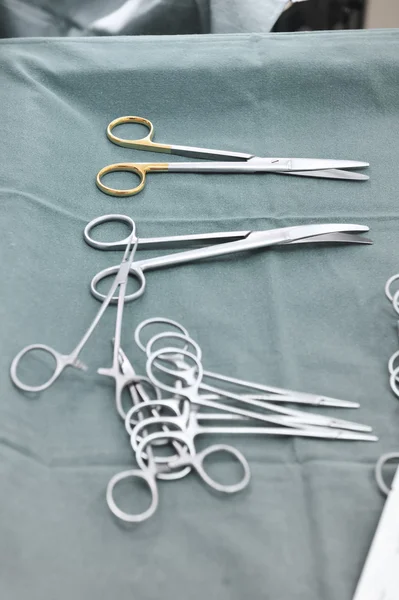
10;214;373;392
385;273;399;397
106;317;377;523
10;214;376;522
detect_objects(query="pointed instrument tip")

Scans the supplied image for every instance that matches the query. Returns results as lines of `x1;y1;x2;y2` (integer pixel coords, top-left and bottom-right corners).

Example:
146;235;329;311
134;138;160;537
318;398;360;408
334;235;373;245
350;162;369;168
341;432;378;442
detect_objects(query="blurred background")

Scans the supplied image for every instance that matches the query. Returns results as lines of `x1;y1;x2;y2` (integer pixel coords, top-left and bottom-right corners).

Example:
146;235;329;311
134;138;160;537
0;0;397;38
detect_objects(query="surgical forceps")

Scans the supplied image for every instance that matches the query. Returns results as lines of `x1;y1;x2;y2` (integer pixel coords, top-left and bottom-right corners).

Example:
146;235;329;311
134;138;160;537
10;216;141;393
107;350;251;523
134;317;361;408
141;345;377;442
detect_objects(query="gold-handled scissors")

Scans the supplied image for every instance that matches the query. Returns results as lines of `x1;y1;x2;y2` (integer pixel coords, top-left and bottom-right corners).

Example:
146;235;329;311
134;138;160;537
96;116;370;197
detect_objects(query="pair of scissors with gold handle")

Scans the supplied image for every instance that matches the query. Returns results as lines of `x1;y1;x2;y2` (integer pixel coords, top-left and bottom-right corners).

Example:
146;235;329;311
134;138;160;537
96;116;369;197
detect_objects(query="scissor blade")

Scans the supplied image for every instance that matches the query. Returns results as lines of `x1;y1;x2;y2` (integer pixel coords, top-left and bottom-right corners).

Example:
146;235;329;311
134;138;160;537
282;169;369;181
135;223;371;272
287;232;373;245
245;157;369;173
137;230;371;251
99;229;370;252
137;231;250;250
287;159;369;171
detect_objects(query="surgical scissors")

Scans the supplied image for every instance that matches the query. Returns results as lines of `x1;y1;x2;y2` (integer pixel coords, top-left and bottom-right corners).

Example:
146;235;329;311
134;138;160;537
96;116;370;196
84;214;372;304
10;215;141;393
11;215;370;392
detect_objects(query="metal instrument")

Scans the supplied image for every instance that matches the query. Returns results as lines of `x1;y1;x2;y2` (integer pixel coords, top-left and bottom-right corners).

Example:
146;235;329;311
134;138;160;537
143;335;374;435
105;317;376;523
384;274;399;397
10;215;141;393
9;214;376;524
96;116;370;196
9;215;371;392
376;452;399;496
84;214;372;304
134;317;361;408
107;345;251;523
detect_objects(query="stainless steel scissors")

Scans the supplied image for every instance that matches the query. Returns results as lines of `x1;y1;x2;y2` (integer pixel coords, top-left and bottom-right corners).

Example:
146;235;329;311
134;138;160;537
84;214;372;304
96;116;370;196
11;214;370;392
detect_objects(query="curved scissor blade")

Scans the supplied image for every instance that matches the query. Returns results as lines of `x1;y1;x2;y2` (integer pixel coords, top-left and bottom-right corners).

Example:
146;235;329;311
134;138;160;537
134;223;372;273
287;232;373;245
